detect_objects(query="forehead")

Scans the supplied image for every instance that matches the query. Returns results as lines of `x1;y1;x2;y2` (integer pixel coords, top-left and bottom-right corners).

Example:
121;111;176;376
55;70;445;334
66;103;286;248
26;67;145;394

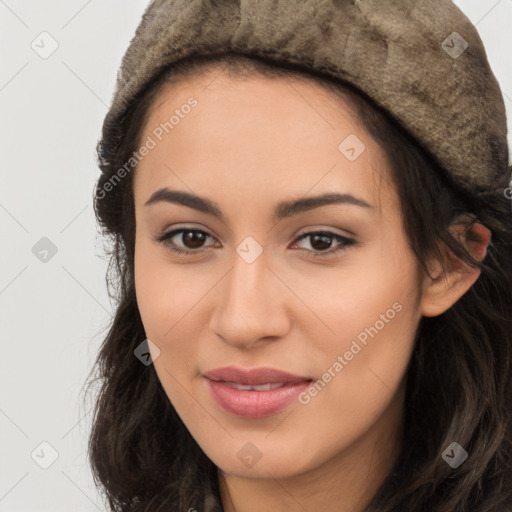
132;69;395;214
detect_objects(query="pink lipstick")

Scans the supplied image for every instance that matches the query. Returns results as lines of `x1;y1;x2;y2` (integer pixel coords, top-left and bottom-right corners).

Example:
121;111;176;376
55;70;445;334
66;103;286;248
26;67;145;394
204;366;313;418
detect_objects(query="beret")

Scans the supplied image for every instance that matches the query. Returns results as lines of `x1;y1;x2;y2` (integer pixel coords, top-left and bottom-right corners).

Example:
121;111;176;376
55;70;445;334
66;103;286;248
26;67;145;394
105;0;511;199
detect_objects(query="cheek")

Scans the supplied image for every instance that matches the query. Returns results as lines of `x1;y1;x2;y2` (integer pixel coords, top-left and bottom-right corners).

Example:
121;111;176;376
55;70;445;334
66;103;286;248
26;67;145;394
291;281;418;471
134;244;205;410
303;235;419;347
134;238;202;338
298;238;420;408
134;239;225;380
134;241;168;337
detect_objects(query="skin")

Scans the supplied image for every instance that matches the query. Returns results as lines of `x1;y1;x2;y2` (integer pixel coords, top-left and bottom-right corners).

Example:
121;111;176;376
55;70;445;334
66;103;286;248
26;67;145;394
132;67;490;512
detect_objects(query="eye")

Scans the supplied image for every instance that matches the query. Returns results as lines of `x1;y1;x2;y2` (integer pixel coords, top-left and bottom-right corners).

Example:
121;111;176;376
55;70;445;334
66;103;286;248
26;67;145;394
154;228;217;255
291;231;355;258
154;228;356;258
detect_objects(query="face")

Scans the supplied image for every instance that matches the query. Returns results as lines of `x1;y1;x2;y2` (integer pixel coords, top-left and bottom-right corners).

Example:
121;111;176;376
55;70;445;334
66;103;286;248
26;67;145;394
132;68;426;480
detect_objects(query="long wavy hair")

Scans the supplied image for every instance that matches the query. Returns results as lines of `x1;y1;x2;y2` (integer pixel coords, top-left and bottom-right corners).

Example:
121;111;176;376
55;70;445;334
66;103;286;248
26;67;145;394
83;52;512;512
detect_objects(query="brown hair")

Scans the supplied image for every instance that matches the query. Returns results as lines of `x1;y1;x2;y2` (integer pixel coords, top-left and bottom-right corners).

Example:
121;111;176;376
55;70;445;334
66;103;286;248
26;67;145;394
84;53;512;511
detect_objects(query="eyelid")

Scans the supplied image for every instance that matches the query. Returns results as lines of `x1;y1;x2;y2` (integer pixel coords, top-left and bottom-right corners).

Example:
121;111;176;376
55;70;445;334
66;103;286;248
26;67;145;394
291;230;355;256
293;225;356;239
155;223;216;240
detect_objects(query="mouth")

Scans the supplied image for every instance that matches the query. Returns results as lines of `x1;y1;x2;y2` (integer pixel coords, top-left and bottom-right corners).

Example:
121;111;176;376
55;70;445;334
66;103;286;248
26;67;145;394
220;382;290;391
203;366;313;418
203;365;313;386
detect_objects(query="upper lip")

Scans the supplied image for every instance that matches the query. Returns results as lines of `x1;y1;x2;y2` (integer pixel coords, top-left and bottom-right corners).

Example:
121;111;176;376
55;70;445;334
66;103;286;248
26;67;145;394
204;366;312;386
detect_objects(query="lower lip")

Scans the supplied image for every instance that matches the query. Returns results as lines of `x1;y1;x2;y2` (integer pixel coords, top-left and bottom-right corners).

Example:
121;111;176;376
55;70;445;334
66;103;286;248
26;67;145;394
205;378;312;418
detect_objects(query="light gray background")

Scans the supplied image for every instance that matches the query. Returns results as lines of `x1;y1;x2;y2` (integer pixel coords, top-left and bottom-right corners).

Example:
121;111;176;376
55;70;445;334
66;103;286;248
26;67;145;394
1;1;511;510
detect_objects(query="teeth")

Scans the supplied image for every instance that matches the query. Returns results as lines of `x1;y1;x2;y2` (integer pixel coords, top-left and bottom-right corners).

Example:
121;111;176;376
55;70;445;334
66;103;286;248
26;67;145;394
223;382;286;391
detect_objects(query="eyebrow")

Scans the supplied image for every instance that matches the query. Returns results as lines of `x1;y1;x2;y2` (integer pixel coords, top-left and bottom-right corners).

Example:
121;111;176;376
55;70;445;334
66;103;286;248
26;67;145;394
144;187;373;222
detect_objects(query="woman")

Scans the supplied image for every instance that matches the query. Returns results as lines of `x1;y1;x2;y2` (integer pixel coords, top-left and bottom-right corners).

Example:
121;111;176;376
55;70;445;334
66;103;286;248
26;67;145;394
85;1;512;511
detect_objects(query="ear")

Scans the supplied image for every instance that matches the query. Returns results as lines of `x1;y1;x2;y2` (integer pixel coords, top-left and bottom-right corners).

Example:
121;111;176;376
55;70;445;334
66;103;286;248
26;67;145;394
420;219;492;317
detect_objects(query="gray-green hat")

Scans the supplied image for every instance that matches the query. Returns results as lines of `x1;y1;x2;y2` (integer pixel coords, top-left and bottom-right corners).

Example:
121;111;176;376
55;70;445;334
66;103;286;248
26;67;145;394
104;0;511;198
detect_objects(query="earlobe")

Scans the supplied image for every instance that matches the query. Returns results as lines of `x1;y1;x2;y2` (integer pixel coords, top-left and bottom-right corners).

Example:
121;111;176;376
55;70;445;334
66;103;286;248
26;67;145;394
420;220;492;318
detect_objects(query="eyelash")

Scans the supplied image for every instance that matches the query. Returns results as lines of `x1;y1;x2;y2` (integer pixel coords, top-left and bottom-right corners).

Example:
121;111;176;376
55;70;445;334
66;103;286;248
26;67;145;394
154;228;356;258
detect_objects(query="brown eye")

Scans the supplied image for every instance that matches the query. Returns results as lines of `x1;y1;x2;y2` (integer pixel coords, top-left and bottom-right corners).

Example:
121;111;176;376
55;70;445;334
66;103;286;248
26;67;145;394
155;229;215;255
309;233;335;251
293;231;355;258
180;230;207;249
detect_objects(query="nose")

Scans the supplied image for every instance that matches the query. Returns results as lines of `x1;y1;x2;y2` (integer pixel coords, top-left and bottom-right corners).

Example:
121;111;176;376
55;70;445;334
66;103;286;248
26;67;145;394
209;249;292;350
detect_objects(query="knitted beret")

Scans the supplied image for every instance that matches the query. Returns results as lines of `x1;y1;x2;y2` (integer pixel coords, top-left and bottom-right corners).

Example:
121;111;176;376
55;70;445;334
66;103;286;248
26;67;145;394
105;0;511;198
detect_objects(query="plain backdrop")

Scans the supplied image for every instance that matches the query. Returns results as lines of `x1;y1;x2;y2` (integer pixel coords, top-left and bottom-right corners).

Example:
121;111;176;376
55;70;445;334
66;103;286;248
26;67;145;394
1;1;511;510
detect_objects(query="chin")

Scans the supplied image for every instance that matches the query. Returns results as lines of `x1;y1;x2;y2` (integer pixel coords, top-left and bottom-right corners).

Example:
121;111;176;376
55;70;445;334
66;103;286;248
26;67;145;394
208;437;319;480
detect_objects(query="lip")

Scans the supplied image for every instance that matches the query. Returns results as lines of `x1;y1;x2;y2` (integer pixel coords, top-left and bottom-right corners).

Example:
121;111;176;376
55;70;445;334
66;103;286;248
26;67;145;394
203;366;312;385
203;366;313;418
